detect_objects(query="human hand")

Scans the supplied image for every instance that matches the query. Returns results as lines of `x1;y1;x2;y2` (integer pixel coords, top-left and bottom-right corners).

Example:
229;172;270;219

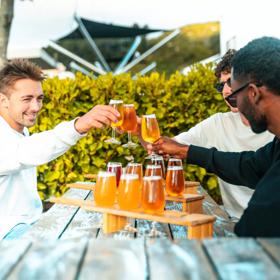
152;136;189;159
74;105;119;134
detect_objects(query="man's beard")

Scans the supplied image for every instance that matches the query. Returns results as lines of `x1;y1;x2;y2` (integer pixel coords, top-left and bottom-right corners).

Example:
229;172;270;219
240;95;268;134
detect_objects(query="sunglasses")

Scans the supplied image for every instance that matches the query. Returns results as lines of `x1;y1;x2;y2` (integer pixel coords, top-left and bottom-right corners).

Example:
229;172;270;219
215;78;231;93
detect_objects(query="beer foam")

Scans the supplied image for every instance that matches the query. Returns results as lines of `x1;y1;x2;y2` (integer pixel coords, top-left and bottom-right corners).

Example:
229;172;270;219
120;174;139;180
146;165;161;169
124;104;134;107
167;166;183;170
143;176;162;180
143;114;156;118
127;163;142;167
98;171;116;177
169;158;182;162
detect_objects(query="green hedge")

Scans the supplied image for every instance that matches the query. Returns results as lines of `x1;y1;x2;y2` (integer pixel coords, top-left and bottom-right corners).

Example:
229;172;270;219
30;63;228;202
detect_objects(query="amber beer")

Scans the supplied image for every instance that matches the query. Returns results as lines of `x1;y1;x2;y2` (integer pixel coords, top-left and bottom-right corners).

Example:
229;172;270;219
121;104;137;132
141;114;160;143
142;176;165;214
110;100;124;128
165;166;185;196
145;165;163;177
126;163;143;185
118;174;141;210
94;171;117;206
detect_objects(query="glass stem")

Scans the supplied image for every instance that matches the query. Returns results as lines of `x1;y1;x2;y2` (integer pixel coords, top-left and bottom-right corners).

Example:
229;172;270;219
128;132;132;143
112;127;116;139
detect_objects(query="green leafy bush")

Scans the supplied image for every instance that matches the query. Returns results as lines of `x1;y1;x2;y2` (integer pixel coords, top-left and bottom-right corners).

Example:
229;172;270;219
30;63;228;203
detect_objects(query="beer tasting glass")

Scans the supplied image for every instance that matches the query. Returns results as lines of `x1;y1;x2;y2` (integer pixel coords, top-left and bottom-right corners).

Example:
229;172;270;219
167;158;183;168
141;114;160;158
94;171;117;207
150;155;166;178
165;166;185;197
107;162;122;187
105;99;124;145
126;163;143;186
121;104;138;148
142;176;165;214
145;165;163;178
118;174;141;210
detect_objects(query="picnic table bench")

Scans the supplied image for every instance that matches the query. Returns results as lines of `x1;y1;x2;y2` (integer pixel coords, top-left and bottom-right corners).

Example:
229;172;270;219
1;186;279;279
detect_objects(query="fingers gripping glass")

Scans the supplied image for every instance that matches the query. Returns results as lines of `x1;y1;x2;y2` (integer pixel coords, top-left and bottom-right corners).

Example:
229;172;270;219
215;78;231;93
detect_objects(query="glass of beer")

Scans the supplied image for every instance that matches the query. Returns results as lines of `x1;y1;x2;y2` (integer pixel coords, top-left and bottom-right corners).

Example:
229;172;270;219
165;166;185;197
121;104;138;148
150;156;166;178
105;99;124;145
145;165;163;178
94;171;117;206
118;174;141;210
107;162;122;187
141;114;160;158
142;176;165;214
167;158;183;168
126;163;143;186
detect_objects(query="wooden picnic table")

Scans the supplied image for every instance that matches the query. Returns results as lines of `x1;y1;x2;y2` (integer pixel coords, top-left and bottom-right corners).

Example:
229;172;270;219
1;186;279;279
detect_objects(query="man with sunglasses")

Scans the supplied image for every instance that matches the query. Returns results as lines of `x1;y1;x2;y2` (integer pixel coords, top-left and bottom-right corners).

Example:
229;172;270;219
152;37;280;236
171;49;273;220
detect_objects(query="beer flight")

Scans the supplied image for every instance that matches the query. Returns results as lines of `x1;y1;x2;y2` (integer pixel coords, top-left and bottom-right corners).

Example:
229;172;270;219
94;99;185;214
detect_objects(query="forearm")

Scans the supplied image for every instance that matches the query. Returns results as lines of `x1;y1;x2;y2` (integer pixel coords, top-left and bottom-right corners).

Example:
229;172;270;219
187;145;261;188
0;120;84;175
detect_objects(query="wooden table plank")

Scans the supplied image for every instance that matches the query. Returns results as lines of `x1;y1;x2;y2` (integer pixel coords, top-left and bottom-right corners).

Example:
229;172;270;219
78;239;146;280
203;238;280;280
136;219;172;239
199;187;235;237
146;239;217;280
7;237;89;280
60;192;102;240
24;188;91;241
258;239;280;267
0;239;31;280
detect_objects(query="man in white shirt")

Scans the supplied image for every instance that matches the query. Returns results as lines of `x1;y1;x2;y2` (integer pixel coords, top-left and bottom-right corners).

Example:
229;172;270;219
149;50;273;219
0;59;119;239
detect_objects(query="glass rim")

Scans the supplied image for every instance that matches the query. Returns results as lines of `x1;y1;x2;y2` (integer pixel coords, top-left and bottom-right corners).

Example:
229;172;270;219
167;166;183;170
143;176;162;181
146;164;162;169
98;171;116;177
142;114;156;118
109;99;123;104
107;162;122;166
120;174;139;180
168;158;182;162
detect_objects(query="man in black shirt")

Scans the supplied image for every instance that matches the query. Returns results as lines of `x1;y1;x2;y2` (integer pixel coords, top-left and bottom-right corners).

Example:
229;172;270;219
151;37;280;237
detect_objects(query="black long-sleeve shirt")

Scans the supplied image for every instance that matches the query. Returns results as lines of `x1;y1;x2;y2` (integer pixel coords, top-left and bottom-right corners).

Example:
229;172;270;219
187;137;280;237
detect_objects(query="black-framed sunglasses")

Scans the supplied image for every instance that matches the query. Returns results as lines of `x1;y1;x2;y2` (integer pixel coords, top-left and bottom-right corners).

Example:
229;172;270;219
215;78;231;93
225;82;252;108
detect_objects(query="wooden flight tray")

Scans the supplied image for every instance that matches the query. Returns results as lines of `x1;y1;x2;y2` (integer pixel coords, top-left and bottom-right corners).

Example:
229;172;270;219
50;196;215;239
66;183;204;214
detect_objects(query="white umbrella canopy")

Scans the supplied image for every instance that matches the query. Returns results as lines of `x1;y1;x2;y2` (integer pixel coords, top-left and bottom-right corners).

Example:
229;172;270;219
7;0;221;59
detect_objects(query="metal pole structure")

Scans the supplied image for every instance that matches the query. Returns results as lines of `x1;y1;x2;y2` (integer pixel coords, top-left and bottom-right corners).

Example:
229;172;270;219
69;61;95;78
75;16;111;72
48;41;106;75
114;36;142;74
40;49;60;68
117;29;180;74
132;62;157;79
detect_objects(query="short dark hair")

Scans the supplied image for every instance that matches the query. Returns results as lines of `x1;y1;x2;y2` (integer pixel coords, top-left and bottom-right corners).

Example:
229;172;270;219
232;37;280;95
215;49;236;78
0;59;45;95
